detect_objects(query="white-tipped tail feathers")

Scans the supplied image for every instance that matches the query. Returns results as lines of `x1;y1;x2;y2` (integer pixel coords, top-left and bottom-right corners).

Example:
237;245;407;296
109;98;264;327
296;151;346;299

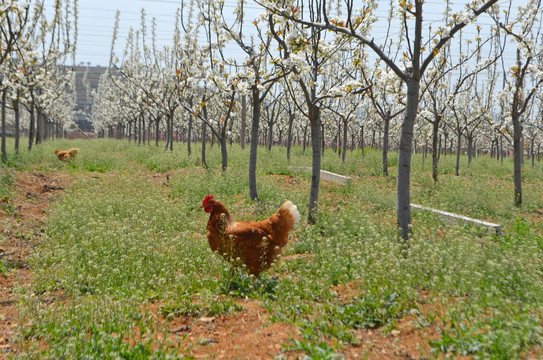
282;200;301;225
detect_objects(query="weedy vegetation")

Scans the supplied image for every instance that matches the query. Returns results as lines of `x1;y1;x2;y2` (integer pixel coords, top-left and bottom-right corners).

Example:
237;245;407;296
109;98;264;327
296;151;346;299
1;138;542;359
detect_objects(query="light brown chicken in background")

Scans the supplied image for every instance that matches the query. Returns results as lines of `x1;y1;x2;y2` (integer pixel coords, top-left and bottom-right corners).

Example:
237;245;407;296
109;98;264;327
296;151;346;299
54;148;79;162
201;194;301;276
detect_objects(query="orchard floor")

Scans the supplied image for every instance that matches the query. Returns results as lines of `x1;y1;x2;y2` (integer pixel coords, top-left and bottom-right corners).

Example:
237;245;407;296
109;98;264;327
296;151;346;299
0;171;69;358
0;170;452;360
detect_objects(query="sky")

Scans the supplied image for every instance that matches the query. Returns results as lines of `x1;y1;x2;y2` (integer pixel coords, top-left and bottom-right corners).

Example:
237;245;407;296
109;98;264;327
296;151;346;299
43;0;260;66
40;0;518;68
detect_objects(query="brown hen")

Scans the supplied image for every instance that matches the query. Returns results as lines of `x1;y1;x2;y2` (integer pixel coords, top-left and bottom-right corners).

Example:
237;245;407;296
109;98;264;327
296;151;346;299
54;148;79;162
202;195;300;276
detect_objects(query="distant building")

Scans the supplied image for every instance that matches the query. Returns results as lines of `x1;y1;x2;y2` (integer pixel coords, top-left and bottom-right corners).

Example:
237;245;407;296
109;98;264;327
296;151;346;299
72;65;107;133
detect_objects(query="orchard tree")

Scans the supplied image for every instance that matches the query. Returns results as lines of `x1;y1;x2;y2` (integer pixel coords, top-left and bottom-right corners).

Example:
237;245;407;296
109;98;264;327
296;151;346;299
420;23;500;182
0;0;78;160
195;76;238;171
2;55;26;155
322;90;366;164
0;0;30;161
491;0;543;207
92;70;122;136
321;47;369;164
205;0;289;199
31;0;78;145
279;88;302;160
360;63;404;175
190;1;247;171
267;5;329;223
263;0;500;240
108;7;206;152
264;2;368;223
0;0;30;67
262;90;282;150
524;110;541;167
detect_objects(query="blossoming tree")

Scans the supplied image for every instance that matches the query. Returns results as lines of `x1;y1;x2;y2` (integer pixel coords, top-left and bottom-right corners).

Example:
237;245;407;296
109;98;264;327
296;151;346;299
261;0;500;239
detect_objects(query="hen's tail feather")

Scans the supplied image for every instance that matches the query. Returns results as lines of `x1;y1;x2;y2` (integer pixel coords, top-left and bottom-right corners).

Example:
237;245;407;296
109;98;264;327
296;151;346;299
280;200;301;228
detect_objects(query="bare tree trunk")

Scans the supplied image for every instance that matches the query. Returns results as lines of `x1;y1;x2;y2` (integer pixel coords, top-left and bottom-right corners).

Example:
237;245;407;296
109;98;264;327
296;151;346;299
43;113;48;142
336;124;340;155
248;88;261;200
267;122;273;151
143;116;148;145
432;118;440;182
137;115;141;145
321;122;325;156
220;136;228;171
14;91;20;154
455;131;462;176
500;136;504;164
423;137;428;163
531;138;535;168
286;111;294;161
164;117;170;149
308;108;322;224
520;134;524;167
147;119;152;146
360;125;365;158
240;95;247;150
382;112;390;175
512;113;522;207
467;135;473;165
342;119;348;163
155;118;160;147
28;102;35;151
36;108;42;145
202;109;208;168
437;134;442;160
491;137;495;159
397;79;420;241
140;114;144;145
1;90;6;163
169;114;174;152
188;96;193;155
302;123;308;155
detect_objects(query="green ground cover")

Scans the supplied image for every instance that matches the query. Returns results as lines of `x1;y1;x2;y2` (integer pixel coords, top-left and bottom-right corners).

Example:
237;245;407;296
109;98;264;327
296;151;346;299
1;138;542;359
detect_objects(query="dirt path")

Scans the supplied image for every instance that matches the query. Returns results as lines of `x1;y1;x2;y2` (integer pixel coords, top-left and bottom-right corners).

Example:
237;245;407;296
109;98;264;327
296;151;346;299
0;171;71;358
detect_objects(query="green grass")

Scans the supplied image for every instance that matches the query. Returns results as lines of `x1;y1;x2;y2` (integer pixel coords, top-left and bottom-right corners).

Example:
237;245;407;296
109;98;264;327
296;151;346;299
2;138;542;359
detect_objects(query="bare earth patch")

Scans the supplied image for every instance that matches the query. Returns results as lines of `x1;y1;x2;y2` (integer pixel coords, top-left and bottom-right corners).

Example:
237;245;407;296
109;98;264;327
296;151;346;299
140;300;303;359
0;171;71;359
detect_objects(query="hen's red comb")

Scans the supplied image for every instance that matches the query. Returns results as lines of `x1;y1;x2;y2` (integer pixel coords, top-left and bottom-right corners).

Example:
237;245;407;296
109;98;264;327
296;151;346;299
202;194;214;205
